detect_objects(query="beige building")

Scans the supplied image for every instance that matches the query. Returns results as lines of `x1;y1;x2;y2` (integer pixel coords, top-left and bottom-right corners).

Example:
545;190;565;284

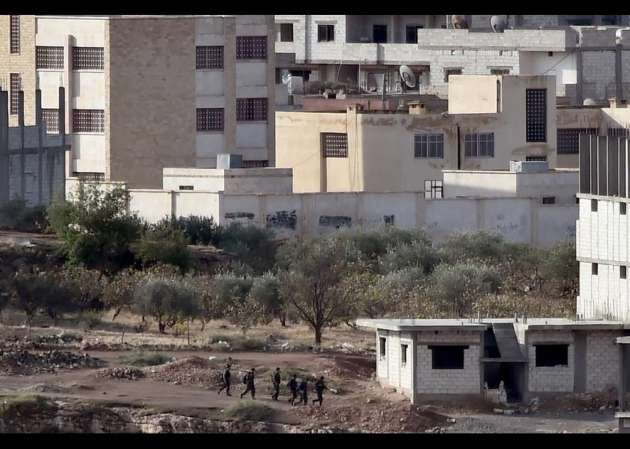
276;74;557;193
0;15;276;189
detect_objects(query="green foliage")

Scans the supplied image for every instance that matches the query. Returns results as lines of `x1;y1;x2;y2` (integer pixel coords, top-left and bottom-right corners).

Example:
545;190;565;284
0;199;48;233
102;268;144;320
223;401;275;422
134;227;194;273
541;242;578;297
0;395;58;419
63;266;106;312
217;224;276;274
438;231;508;264
248;273;286;325
379;240;440;274
151;215;221;246
47;185;142;274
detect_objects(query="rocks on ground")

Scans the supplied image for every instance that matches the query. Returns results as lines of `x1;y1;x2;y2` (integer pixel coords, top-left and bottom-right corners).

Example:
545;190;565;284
0;349;103;375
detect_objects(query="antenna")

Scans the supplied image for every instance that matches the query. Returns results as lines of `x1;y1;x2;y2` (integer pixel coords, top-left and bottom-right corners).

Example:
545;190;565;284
399;65;417;92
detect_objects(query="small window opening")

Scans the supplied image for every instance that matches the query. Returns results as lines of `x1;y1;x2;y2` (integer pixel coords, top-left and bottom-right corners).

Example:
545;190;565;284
591;199;598;212
401;344;408;365
429;345;467;369
534;344;568;367
179;186;194;191
379;337;386;358
621;202;627;215
542;196;556;205
621;266;627;279
592;263;598;275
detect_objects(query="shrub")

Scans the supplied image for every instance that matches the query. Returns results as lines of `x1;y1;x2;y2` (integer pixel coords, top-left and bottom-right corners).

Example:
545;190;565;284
216;224;276;274
119;352;173;367
224;401;275;422
151;215;221;246
438;231;508;264
379;240;440;274
0;395;58;419
248;273;286;326
133;227;194;273
0;199;48;233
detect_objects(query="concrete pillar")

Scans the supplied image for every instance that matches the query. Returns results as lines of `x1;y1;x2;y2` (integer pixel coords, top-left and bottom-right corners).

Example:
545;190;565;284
411;332;418;405
18;90;25;200
56;86;66;203
36;89;44;206
0;90;8;206
576;49;583;105
224;17;237;160
620;344;626;411
616;44;624;101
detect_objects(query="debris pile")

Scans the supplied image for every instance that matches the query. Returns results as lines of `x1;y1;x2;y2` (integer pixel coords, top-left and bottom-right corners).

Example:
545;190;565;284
0;350;103;375
97;367;145;381
146;356;224;387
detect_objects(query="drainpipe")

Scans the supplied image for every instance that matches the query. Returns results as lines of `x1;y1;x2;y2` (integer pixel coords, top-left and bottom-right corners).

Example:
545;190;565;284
457;123;461;169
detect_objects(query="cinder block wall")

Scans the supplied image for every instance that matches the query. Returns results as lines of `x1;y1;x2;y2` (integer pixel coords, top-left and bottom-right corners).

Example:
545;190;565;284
586;330;620;392
527;330;575;392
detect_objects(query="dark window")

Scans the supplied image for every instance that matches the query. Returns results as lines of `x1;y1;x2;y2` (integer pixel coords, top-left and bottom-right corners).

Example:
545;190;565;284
534;344;568;367
196;46;223;69
401;344;408;365
444;68;462;82
608;128;630;138
280;23;294;42
592;199;598;212
275;68;283;84
242;160;269;168
490;68;510;75
196;108;224;131
464;133;494;158
179;186;194;191
72;47;104;70
576;196;579;205
557;128;598;154
384;215;395;225
621;266;627;279
547;51;554;57
424;180;443;199
415;134;444;158
42;109;59;133
621;202;627;215
72;109;104;133
405;25;423;43
321;133;348;158
373;24;387;43
236;98;267;121
73;172;104;182
36;46;64;69
236;36;267;60
566;17;594;26
10;16;19;54
379;337;386;357
429;345;467;369
526;88;547;142
317;24;335;42
542;196;556;205
592;263;598;275
602;15;619;25
526;156;547;162
9;73;21;115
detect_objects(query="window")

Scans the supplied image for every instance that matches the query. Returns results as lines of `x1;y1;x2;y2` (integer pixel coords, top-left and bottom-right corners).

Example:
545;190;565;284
621;202;627;215
414;134;444;158
236;98;267;121
379;337;386;358
534;344;568;367
280;23;294;42
73;172;104;182
591;199;598;212
405;25;423;43
401;344;408;365
592;263;598;275
373;24;387;43
72;47;104;70
9;73;21;115
317;24;335;42
236;36;267;60
526;88;547;142
464;133;494;158
557;128;598;154
196;108;224;131
565;18;593;26
444;68;462;82
608;128;630;138
242;160;269;168
384;215;395;225
36;46;64;69
321;133;348;158
42;109;59;133
602;15;619;25
179;186;194;191
621;266;627;279
425;180;443;199
196;46;223;69
10;16;19;54
72;109;104;133
490;68;510;75
542;196;556;205
429;345;467;369
526;156;547;162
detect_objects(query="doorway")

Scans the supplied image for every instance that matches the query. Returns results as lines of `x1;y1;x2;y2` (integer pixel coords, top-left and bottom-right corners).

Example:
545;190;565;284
373;25;387;43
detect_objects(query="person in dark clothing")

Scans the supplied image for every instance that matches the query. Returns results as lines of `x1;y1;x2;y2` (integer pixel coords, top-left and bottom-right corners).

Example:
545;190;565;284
271;367;281;401
240;368;256;399
287;374;298;406
217;364;232;396
298;378;308;405
312;376;327;406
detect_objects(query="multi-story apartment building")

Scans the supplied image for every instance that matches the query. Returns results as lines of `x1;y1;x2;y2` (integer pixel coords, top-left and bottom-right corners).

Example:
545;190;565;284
275;15;630;106
0;15;276;189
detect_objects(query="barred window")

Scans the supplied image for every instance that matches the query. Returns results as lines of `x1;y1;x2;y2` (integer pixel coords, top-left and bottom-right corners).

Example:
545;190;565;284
608;127;630;138
490;68;510;75
72;109;104;133
9;73;21;115
72;47;104;70
280;23;294;42
242;160;269;168
236;98;267;121
464;133;494;158
317;24;335;42
36;46;64;69
414;134;444;158
557;128;598;154
236;36;267;60
42;109;59;133
196;46;223;69
526;156;547;162
526;88;547;142
10;16;19;54
73;172;104;182
321;133;348;158
196;108;224;131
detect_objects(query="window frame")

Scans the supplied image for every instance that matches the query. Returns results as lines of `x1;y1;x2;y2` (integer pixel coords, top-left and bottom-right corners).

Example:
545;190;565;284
429;345;467;370
464;132;495;158
526;88;547;143
372;24;388;43
621;266;627;280
41;108;60;134
621;202;627;215
196;46;224;70
444;68;462;83
592;263;598;276
36;46;65;70
196;108;224;132
236;36;267;60
405;25;423;44
542;196;556;205
591;199;598;212
279;23;294;42
9;73;21;116
72;47;104;71
317;24;335;42
72;109;105;134
534;344;569;367
414;134;444;159
321;132;348;158
236;98;268;122
557;128;598;154
10;15;20;54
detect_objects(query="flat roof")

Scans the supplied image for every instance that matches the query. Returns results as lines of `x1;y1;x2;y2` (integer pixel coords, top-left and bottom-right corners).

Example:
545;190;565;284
355;319;488;331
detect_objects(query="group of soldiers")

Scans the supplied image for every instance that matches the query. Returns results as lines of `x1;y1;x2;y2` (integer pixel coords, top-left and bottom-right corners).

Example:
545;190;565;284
217;363;328;407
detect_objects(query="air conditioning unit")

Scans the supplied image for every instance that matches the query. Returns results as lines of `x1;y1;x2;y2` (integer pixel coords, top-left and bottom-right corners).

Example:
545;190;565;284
509;160;549;173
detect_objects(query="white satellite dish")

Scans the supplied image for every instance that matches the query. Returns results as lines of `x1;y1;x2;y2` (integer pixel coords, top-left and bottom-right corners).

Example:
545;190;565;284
399;65;417;89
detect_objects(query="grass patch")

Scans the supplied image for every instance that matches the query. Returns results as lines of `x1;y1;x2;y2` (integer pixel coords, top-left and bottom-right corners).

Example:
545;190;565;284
118;352;173;367
223;401;275;422
0;395;58;419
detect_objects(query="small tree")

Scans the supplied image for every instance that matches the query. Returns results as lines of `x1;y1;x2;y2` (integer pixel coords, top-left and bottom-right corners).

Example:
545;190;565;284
438;231;508;265
102;268;144;320
217;224;277;274
248;273;287;326
134;227;194;273
64;266;106;312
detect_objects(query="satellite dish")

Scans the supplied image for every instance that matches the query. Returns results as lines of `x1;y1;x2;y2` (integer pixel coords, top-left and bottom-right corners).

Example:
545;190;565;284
583;98;597;106
490;16;507;33
399;65;417;89
451;15;468;29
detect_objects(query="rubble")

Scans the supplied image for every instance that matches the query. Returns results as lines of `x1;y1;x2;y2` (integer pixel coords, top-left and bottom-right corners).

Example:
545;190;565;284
98;367;145;381
0;350;103;375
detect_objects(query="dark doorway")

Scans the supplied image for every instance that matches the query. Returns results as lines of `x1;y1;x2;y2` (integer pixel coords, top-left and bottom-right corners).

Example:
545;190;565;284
373;25;388;43
484;362;525;403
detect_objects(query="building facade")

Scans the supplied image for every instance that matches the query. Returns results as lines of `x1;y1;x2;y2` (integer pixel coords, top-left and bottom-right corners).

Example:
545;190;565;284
0;15;277;189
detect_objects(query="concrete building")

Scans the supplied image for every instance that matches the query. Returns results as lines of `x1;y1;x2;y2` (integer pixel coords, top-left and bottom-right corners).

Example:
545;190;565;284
276;74;557;193
0;15;276;189
0;88;69;207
